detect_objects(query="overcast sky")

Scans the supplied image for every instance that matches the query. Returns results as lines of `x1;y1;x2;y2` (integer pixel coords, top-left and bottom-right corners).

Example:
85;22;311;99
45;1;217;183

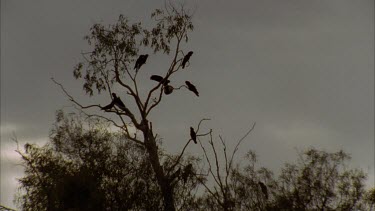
1;0;374;209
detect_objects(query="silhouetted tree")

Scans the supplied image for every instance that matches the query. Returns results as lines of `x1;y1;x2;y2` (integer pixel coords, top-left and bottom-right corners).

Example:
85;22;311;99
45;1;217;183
16;114;372;210
195;123;272;211
364;188;375;210
15;3;373;211
50;3;204;210
270;148;367;210
16;111;202;211
191;131;370;211
16;112;154;210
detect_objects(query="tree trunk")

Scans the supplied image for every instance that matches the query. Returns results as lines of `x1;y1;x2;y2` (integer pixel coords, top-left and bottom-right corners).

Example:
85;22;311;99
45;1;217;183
141;120;176;211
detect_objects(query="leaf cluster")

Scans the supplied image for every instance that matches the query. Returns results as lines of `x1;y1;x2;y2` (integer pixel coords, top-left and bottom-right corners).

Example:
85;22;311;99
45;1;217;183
73;8;193;97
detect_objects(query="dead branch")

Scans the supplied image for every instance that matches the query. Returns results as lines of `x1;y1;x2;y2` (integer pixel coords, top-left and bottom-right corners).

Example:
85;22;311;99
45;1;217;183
228;122;256;171
51;77;142;133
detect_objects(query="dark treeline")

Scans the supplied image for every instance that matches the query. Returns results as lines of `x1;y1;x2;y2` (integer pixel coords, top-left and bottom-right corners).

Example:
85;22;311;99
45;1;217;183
14;111;375;210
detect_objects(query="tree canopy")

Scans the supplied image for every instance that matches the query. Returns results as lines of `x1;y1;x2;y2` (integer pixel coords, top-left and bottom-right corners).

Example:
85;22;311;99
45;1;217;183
16;112;373;210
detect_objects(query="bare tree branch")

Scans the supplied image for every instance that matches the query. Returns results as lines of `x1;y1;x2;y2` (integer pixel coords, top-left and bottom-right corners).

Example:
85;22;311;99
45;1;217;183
51;77;101;109
51;77;141;130
228;122;256;171
168;118;211;173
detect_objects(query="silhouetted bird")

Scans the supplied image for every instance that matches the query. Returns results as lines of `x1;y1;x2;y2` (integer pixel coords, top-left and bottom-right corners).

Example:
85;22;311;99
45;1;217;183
150;75;170;85
134;54;149;71
112;93;126;111
24;143;32;153
190;127;197;144
102;93;126;111
150;75;163;82
185;81;199;96
164;85;174;95
182;164;193;183
134;55;143;70
171;168;181;180
258;181;268;200
101;100;115;110
182;51;193;69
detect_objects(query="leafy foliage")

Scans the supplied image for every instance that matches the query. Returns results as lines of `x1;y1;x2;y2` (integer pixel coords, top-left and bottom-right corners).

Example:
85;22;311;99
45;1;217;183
17;111;162;211
73;7;193;96
271;148;367;210
17;111;207;211
16;114;372;210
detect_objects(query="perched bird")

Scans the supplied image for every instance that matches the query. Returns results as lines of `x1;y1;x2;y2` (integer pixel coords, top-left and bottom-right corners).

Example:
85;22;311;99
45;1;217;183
134;54;149;71
164;85;174;95
134;55;143;70
150;75;163;82
190;127;197;144
182;164;193;183
171;168;181;181
101;100;115;110
112;93;126;111
182;51;193;69
102;93;126;112
150;75;170;85
24;143;32;153
185;81;199;97
258;181;268;200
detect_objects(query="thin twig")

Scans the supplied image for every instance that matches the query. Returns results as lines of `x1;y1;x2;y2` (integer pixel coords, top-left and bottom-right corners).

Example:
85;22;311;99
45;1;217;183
210;133;225;198
51;77;101;109
199;130;221;187
228;122;256;171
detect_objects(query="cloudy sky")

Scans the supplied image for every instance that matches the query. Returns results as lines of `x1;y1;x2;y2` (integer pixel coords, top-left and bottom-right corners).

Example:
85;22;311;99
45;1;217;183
1;0;373;209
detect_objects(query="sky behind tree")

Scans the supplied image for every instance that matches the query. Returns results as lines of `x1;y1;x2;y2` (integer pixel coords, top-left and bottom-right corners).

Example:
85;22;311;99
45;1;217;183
1;0;373;209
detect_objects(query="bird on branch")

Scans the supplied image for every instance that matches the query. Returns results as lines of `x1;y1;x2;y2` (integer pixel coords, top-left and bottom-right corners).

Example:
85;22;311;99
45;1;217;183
150;75;173;95
150;75;170;85
134;54;149;71
113;93;126;111
258;181;269;200
164;85;174;95
185;81;199;97
182;51;193;69
182;164;193;184
102;93;126;112
24;143;32;153
190;127;197;144
101;97;115;111
170;168;181;181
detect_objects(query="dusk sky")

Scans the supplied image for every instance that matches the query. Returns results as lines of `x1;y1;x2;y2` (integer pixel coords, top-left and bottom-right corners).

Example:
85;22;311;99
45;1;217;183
1;0;374;209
